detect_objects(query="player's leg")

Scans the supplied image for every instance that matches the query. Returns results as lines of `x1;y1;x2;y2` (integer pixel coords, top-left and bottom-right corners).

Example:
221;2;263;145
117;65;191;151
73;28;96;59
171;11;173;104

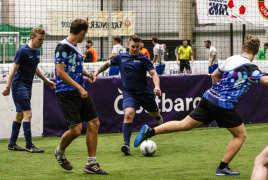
8;112;25;151
251;145;268;180
141;94;163;124
186;60;190;74
80;94;108;174
155;65;160;75
179;60;184;73
160;64;165;75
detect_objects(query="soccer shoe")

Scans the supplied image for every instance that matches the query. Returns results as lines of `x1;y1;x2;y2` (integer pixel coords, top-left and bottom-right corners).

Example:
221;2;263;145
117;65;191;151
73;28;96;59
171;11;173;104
8;144;26;151
54;150;73;171
25;145;44;153
134;125;151;147
155;117;163;124
121;144;130;155
84;163;108;175
215;167;240;176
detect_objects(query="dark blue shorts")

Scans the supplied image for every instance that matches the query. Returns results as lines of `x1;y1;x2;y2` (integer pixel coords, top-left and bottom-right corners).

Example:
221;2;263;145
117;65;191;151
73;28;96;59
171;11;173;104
155;64;165;75
123;94;159;112
209;64;218;74
109;66;120;76
12;81;32;112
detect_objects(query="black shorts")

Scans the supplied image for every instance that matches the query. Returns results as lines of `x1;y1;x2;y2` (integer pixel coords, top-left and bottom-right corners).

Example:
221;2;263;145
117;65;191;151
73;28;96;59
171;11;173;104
56;90;98;127
189;97;243;128
179;60;190;71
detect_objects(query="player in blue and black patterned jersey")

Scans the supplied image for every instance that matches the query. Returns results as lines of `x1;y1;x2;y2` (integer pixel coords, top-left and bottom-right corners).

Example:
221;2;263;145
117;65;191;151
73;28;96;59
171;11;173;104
2;27;55;153
134;35;268;176
54;19;108;175
90;35;163;156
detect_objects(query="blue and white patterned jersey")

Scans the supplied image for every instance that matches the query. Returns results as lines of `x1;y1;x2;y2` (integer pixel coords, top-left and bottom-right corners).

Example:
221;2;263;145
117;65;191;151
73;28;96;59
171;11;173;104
203;55;264;109
55;39;84;93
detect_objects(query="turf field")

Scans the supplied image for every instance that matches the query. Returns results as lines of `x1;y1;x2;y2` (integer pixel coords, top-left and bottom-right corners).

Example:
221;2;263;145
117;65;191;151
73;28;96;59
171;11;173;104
1;123;268;180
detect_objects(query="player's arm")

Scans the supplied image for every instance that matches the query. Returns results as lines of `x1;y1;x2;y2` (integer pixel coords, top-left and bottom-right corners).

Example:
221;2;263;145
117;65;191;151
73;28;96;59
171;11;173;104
35;67;55;89
146;50;150;58
259;76;268;86
108;53;117;60
211;68;222;84
210;55;216;67
2;62;20;96
89;60;113;83
56;63;87;98
152;55;158;64
148;69;161;96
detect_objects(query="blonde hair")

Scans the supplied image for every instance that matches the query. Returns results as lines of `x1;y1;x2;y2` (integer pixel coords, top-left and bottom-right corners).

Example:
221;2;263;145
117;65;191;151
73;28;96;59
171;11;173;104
244;34;260;55
30;27;45;37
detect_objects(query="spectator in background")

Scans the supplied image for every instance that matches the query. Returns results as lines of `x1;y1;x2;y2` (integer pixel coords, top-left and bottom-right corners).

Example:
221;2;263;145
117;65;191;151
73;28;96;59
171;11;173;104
139;41;150;59
257;43;268;60
152;37;165;75
205;40;218;74
108;36;126;76
84;40;97;63
177;39;194;74
162;44;169;61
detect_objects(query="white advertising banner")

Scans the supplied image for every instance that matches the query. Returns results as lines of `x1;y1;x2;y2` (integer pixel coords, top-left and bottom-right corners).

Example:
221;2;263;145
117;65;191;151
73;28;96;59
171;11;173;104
196;0;268;26
47;10;135;37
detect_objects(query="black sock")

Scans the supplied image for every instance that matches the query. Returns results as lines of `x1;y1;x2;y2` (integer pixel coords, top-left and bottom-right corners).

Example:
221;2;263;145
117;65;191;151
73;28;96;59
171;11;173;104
219;161;229;169
149;129;155;138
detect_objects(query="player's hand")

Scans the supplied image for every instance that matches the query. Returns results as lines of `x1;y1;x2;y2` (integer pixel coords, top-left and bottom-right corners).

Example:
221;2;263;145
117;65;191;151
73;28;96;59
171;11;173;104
209;64;212;68
2;86;10;96
177;61;180;66
191;61;194;67
154;87;162;96
79;87;88;98
82;55;86;58
45;80;56;89
88;73;97;83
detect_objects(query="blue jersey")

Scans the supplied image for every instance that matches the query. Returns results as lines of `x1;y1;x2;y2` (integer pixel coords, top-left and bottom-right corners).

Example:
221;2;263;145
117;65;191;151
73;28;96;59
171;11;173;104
203;55;264;109
13;45;40;83
55;39;84;93
110;53;155;95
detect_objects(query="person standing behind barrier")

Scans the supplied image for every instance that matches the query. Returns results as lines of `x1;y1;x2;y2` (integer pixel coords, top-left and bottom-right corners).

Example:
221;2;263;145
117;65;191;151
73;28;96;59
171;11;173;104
2;27;55;153
90;35;163;156
152;37;165;75
177;39;194;74
162;44;169;61
54;19;108;174
134;34;268;176
84;40;97;62
139;41;150;58
108;36;126;76
205;40;218;74
257;43;268;60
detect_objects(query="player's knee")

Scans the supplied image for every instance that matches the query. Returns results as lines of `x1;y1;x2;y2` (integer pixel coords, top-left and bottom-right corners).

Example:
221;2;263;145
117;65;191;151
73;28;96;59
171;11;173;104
70;128;81;136
88;118;100;130
254;154;265;167
124;111;134;121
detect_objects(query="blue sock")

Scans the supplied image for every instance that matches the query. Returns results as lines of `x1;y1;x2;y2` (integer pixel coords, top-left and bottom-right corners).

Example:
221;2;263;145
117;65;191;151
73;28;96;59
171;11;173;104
9;121;21;146
123;123;132;146
23;122;32;148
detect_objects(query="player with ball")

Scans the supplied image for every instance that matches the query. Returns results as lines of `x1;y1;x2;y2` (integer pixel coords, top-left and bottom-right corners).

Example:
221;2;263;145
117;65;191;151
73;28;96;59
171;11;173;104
134;34;268;176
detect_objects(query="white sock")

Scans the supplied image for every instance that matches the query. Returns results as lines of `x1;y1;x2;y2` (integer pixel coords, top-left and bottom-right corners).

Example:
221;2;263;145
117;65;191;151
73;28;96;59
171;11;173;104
86;157;97;165
56;146;65;156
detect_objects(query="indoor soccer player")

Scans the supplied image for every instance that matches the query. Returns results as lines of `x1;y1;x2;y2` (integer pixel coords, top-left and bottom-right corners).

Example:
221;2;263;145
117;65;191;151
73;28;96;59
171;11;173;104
89;35;163;156
134;34;268;176
54;19;108;174
2;27;55;153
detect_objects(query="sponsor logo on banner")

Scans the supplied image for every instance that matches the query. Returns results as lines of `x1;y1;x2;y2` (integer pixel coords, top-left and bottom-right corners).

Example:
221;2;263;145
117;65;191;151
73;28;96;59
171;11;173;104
207;0;229;16
258;0;268;20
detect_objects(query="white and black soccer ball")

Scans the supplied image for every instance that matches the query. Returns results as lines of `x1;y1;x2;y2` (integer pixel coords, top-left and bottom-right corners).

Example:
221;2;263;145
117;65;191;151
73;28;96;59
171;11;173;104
140;140;157;156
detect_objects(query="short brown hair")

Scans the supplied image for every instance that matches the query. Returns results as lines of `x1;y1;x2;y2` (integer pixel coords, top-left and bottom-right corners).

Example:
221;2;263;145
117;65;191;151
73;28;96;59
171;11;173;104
30;27;45;37
152;37;158;43
70;19;89;35
113;36;122;43
244;35;260;55
183;39;188;42
129;35;141;43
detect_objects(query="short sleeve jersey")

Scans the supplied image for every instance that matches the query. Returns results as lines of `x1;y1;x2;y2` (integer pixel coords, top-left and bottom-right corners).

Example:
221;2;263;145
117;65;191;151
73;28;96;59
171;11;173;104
110;53;154;95
178;45;192;60
153;44;165;65
208;46;218;64
55;39;84;93
203;55;264;109
13;45;40;84
112;44;126;54
257;47;266;60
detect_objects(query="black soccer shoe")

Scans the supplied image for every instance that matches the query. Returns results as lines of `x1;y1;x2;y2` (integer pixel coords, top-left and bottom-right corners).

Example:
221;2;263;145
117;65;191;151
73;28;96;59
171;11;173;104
8;144;26;151
121;144;130;155
54;150;73;171
25;145;44;153
84;163;108;175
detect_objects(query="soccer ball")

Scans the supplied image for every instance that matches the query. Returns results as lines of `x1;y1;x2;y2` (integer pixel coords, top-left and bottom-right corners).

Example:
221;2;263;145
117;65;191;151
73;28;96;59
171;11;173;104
140;140;157;156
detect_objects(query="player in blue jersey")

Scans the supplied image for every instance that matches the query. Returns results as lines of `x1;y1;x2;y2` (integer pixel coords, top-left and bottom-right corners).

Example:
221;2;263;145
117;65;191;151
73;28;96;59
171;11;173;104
90;35;163;156
134;34;268;176
54;19;108;174
2;27;55;153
